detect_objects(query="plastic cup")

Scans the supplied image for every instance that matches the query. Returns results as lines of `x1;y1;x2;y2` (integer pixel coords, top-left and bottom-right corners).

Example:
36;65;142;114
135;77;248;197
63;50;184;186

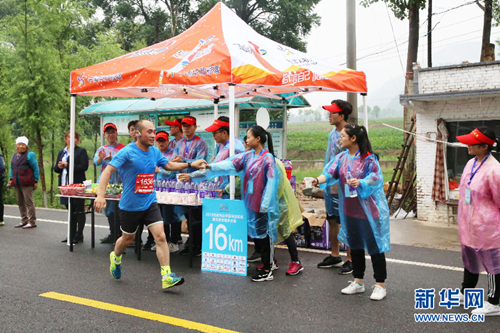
304;177;314;188
188;193;197;204
182;193;188;204
166;192;173;203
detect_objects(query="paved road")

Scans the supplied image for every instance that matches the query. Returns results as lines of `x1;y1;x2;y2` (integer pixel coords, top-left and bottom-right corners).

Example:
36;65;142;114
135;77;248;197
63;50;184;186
0;205;497;332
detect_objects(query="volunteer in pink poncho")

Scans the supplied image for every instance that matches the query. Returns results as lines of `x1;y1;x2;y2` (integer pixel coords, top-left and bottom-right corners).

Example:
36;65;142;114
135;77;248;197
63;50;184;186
456;126;500;316
312;124;390;301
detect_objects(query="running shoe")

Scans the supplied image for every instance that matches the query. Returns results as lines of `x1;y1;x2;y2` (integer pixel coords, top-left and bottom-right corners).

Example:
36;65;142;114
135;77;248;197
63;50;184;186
162;273;185;290
286;262;304;276
109;251;122;279
247;252;261;263
0;222;4;226
341;281;365;294
339;261;353;275
256;261;279;271
251;271;274;282
143;240;155;251
317;255;343;268
370;285;387;301
471;302;500;316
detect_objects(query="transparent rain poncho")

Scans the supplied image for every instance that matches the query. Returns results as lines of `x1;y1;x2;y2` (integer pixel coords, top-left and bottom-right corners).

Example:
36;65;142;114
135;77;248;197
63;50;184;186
203;150;279;241
94;143;125;184
212;138;245;191
458;156;500;274
273;159;303;244
178;135;208;173
322;152;391;255
321;128;344;216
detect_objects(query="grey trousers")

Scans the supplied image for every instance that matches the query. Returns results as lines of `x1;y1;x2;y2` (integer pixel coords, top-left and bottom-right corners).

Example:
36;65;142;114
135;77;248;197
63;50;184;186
15;185;36;225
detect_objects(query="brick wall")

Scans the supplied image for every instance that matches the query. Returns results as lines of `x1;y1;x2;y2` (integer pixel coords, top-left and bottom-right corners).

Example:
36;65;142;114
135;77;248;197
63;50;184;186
417;61;500;94
416;98;500;223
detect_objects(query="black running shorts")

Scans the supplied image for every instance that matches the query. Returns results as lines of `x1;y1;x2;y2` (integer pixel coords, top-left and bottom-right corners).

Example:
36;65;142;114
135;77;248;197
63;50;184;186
119;202;163;234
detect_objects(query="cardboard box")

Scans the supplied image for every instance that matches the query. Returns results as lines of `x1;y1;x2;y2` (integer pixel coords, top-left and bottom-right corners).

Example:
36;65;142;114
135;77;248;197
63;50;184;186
302;212;330;250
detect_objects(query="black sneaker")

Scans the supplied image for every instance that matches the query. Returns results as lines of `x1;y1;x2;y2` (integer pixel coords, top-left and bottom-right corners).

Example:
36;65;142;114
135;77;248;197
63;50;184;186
251;270;274;282
100;234;114;244
339;260;353;275
143;240;155;251
247;251;261;263
317;255;343;268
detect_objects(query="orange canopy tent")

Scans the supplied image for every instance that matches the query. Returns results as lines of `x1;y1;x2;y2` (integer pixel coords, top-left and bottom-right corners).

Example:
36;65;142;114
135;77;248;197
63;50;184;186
67;2;367;192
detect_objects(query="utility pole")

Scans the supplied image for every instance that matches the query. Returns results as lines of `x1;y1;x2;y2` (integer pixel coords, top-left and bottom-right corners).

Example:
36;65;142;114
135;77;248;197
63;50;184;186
428;0;432;67
346;0;358;124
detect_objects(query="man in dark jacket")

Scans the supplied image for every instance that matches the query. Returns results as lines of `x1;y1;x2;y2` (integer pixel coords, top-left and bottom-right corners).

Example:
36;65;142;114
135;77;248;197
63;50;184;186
54;131;89;243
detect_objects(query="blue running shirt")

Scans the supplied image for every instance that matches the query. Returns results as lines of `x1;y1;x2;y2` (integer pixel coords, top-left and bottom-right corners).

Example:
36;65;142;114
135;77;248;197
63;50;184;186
110;143;168;211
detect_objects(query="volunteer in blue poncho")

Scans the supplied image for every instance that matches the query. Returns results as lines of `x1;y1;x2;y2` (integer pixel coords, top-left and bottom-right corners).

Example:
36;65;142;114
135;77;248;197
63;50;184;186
312;124;390;301
199;125;279;282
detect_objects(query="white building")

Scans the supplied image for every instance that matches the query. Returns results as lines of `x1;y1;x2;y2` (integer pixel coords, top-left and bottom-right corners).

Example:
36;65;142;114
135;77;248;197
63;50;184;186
400;60;500;224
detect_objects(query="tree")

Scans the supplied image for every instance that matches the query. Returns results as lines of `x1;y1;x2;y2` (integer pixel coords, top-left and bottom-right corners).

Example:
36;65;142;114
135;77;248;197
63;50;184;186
193;0;321;52
372;105;380;118
360;0;426;183
476;0;497;61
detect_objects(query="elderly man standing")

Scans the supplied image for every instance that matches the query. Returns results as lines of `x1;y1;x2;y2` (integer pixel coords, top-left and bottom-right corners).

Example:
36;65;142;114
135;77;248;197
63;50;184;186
9;136;39;229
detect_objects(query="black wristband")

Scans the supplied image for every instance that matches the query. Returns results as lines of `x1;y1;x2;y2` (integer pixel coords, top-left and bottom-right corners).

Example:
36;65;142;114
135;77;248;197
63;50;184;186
187;162;191;168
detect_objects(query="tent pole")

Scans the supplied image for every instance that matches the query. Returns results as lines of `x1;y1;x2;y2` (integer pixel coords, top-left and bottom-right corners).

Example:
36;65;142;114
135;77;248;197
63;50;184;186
214;99;219;149
100;116;104;146
362;93;368;133
229;84;235;200
67;94;76;246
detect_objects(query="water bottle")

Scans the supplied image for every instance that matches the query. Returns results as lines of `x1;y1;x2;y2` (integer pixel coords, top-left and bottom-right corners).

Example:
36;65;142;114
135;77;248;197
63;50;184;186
185;181;191;194
175;181;183;194
346;172;357;198
168;179;174;193
192;182;198;196
161;180;167;192
211;182;217;198
207;182;214;198
198;181;206;201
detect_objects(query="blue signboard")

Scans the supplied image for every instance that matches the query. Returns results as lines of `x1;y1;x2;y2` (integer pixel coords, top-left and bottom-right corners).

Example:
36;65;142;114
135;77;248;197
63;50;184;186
202;199;247;276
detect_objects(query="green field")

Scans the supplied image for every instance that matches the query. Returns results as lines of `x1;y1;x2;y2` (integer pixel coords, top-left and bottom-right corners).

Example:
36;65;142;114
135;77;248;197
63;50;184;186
287;118;404;161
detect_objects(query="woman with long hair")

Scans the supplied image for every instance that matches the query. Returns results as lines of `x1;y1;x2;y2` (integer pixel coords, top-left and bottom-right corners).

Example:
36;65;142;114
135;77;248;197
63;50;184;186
311;124;390;300
455;126;500;316
196;125;280;282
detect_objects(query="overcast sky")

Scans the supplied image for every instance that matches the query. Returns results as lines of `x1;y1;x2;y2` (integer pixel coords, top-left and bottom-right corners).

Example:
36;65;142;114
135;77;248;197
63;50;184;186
301;0;500;111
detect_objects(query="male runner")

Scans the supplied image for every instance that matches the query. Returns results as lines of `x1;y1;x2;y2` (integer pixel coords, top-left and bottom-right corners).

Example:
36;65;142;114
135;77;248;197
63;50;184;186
94;120;206;290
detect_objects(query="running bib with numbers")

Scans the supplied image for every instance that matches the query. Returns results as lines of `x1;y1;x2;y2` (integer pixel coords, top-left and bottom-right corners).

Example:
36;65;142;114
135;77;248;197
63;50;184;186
135;173;155;194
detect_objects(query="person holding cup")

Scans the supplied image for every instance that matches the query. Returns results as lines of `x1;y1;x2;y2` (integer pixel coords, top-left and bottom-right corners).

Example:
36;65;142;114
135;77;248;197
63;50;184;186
310;124;390;301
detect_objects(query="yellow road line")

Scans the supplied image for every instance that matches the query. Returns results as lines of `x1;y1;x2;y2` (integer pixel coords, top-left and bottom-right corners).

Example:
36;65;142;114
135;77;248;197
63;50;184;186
39;292;240;333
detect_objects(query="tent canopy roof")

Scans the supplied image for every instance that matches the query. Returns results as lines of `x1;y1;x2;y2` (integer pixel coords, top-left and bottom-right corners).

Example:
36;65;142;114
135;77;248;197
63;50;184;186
70;2;366;102
79;94;310;116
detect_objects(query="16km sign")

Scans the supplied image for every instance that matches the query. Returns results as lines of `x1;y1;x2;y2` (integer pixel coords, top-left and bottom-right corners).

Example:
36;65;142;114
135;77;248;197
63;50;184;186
201;199;247;276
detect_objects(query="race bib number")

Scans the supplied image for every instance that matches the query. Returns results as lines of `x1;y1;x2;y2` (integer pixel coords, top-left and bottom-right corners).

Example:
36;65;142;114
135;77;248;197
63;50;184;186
135;173;155;194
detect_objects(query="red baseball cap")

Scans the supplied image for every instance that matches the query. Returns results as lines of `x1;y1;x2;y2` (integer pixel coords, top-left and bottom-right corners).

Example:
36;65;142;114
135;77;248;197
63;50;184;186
205;120;230;132
164;119;182;127
457;128;496;146
155;131;169;141
181;116;197;126
322;103;344;113
103;123;117;132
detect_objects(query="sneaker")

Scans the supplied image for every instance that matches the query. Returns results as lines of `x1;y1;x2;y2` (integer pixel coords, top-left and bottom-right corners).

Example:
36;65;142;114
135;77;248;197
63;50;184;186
458;291;465;305
252;270;274;282
370;285;387;301
286;262;304;276
257;261;279;271
0;222;4;226
151;244;157;251
169;243;179;253
109;252;122;279
247;252;261;263
317;255;343;268
128;241;142;248
143;241;155;251
100;234;114;244
339;261;353;275
22;223;36;229
341;281;365;294
162;273;185;290
471;302;500;316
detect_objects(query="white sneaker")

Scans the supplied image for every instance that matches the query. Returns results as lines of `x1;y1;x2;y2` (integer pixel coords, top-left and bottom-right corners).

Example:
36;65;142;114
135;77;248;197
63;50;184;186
471;302;500;316
370;285;387;301
168;243;179;253
341;281;365;294
458;291;464;305
151;244;156;251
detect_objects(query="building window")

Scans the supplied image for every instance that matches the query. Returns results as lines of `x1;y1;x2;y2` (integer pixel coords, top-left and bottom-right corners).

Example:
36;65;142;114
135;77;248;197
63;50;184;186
446;120;500;183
